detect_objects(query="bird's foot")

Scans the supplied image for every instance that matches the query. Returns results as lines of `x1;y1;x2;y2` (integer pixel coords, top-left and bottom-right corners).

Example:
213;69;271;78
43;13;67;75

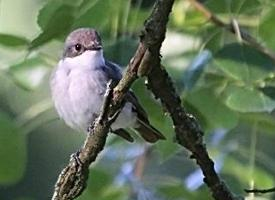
70;149;83;167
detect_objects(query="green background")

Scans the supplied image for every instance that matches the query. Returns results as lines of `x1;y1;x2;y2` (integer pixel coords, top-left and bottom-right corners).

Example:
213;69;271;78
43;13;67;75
0;0;275;199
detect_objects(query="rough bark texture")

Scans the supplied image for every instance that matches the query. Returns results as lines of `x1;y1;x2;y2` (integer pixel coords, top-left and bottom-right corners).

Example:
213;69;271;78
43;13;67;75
51;0;239;200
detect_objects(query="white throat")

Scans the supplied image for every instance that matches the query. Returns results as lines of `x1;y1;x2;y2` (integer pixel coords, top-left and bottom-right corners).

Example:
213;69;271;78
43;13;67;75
62;49;105;70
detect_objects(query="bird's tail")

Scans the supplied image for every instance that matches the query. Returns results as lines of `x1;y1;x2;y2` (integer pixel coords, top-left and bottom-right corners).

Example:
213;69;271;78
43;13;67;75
134;119;166;143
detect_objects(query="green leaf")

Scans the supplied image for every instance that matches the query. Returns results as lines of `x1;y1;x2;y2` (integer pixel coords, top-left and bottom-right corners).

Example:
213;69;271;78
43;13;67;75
105;36;138;66
8;57;49;90
205;0;261;15
224;156;274;188
215;43;275;84
225;86;275;112
156;141;180;162
259;7;275;50
240;113;275;135
37;0;80;31
15;197;35;200
159;184;191;199
78;168;127;200
0;112;27;185
0;34;29;47
37;0;64;31
183;50;212;90
73;0;114;30
30;5;75;49
203;28;224;53
85;168;112;196
131;80;177;160
184;88;238;132
74;0;130;35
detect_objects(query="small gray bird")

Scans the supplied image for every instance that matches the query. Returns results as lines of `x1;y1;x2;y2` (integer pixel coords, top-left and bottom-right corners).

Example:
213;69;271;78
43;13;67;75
50;28;165;143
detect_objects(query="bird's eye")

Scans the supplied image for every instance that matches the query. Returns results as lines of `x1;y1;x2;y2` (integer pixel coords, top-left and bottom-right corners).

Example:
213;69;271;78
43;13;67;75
74;44;82;51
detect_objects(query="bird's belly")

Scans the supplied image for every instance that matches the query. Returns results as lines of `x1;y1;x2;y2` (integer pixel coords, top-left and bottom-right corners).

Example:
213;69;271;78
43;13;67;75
52;70;103;131
68;81;103;131
52;68;137;133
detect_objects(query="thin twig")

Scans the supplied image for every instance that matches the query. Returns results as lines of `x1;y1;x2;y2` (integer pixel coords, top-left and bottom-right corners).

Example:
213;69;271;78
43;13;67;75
188;0;275;62
245;187;275;194
134;145;152;180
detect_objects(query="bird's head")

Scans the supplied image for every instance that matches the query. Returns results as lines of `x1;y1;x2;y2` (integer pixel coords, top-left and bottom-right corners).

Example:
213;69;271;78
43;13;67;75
63;28;103;58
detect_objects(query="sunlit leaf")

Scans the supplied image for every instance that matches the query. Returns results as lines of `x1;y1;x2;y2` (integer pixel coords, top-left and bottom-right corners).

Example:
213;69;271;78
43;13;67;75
225;86;275;113
184;88;238;132
0;34;29;47
30;5;75;49
215;43;275;83
37;1;64;30
259;7;275;50
203;28;224;53
205;0;261;15
37;0;80;31
156;142;180;162
127;7;149;32
74;0;118;32
0;112;27;185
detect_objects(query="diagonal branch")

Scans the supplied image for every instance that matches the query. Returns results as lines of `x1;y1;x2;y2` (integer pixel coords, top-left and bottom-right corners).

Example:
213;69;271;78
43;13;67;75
51;0;174;199
147;64;236;200
143;20;237;200
52;0;240;200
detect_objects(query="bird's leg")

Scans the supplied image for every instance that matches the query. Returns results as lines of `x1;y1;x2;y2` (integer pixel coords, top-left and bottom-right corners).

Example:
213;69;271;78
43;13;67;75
71;149;83;167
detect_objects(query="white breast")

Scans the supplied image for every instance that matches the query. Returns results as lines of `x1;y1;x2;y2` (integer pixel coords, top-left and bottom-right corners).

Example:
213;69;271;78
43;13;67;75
50;50;137;132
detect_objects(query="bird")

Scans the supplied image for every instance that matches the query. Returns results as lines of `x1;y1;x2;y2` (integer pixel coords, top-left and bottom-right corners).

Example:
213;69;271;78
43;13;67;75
50;28;165;143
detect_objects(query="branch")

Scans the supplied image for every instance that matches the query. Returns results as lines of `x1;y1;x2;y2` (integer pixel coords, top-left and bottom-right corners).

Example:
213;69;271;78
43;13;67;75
140;2;237;200
52;0;241;199
188;0;275;63
51;0;174;199
133;145;152;180
147;64;237;200
245;187;275;194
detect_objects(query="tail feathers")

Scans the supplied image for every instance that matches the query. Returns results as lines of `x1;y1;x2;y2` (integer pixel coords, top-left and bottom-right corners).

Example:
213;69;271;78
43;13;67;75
134;119;166;143
113;129;134;142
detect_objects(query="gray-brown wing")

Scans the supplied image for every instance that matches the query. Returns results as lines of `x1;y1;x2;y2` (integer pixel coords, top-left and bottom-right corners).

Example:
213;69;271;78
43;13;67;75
105;60;165;142
104;60;122;83
125;91;149;123
126;90;166;142
105;60;149;121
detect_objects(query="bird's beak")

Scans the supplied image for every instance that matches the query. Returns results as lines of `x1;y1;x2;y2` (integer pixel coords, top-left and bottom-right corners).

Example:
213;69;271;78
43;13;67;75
87;43;102;51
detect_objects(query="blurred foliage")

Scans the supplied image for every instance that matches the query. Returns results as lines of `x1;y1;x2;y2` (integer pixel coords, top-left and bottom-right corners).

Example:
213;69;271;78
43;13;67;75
0;0;275;199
